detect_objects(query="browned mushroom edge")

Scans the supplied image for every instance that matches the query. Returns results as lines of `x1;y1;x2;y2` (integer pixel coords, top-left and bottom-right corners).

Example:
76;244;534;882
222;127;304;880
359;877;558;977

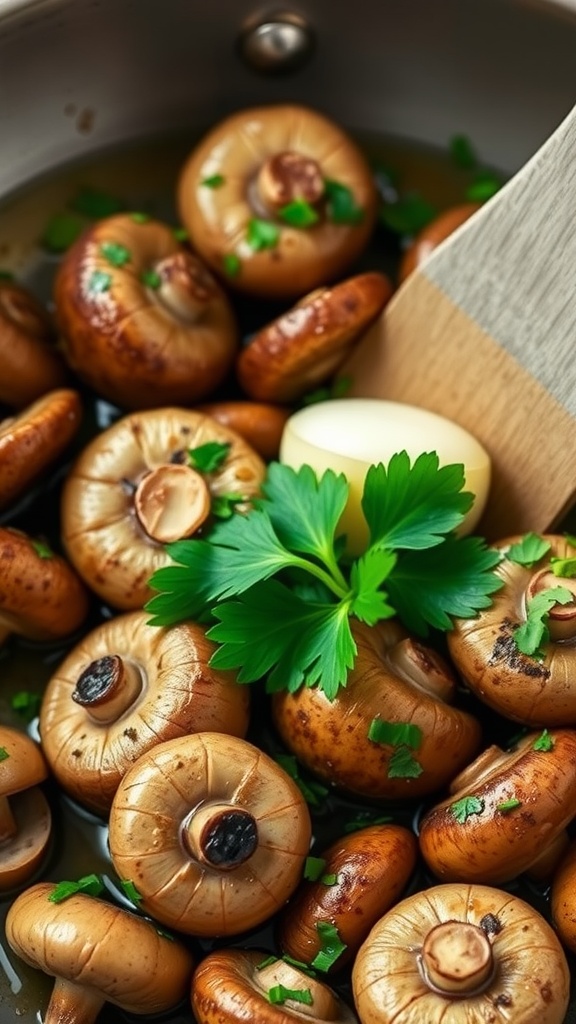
197;400;293;461
0;726;51;892
0;280;67;408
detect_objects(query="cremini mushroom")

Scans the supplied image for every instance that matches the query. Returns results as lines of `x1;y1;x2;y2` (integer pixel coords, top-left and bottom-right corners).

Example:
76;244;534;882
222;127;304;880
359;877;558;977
0;388;82;511
271;619;481;801
550;839;576;953
0;726;51;892
398;202;481;283
0;279;67;407
54;213;238;409
236;272;392;403
61;406;265;609
5;882;194;1023
418;729;576;885
198;400;292;461
0;526;89;642
278;824;417;971
352;882;570;1024
108;732;312;936
191;949;357;1024
39;610;250;815
178;104;378;298
448;533;576;726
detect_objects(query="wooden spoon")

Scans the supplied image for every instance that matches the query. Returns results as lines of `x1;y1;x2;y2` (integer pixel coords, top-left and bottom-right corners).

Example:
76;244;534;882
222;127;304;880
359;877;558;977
343;106;576;539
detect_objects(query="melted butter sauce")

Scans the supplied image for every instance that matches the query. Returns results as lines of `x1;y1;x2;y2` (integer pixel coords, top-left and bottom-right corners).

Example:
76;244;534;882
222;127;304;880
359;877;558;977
1;131;575;1023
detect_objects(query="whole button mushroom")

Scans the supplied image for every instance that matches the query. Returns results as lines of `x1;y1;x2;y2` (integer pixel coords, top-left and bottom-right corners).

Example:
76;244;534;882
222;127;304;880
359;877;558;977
0;526;89;642
0;388;82;511
178;104;378;298
0;726;51;892
61;406;265;610
271;619;481;801
5;882;194;1023
398;202;481;283
54;213;238;409
278;824;418;971
418;730;576;885
0;279;67;407
191;949;357;1024
352;882;570;1024
108;732;312;936
448;533;576;726
39;610;250;815
236;272;393;404
198;400;292;461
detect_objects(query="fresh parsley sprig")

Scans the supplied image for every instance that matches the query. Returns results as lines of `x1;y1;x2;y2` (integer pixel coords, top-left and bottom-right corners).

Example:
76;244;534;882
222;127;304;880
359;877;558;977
146;454;502;699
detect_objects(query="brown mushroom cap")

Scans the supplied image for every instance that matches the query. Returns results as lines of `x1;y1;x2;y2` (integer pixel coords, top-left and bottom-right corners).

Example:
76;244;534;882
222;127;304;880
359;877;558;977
236;272;393;403
191;949;357;1024
108;732;312;936
550;840;576;953
54;214;238;409
0;727;51;892
0;726;47;799
5;882;194;1022
39;610;250;815
0;526;89;641
418;730;576;885
278;824;418;970
398;202;481;283
0;388;82;511
178;105;378;299
61;406;265;609
198;400;292;461
448;533;576;726
0;280;67;408
352;882;569;1024
271;619;481;801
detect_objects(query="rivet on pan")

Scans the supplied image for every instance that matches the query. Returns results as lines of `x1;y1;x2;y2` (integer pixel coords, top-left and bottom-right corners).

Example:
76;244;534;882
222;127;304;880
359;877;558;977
238;10;315;74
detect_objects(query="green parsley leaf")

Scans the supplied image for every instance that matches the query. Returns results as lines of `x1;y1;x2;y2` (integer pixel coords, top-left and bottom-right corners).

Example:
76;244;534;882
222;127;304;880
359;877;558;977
343;813;393;833
449;134;478;170
120;879;143;904
268;985;313;1006
275;754;329;806
513;586;574;657
247;218;280;251
130;211;151;223
387;745;423;779
212;493;247;520
10;691;41;721
0;748;9;762
379;195;437;236
100;240;131;267
48;874;104;903
551;555;576;578
367;719;423;749
349;547;396;624
256;955;278;970
496;798;521;813
261;463;349;567
140;269;161;289
321;873;338;886
278;199;320;228
304;856;327;881
88;270;112;294
70;186;124;218
311;922;347;971
40;212;85;253
324;179;364;225
188;440;230;473
450;795;485;824
533;729;555;752
223;253;241;277
31;539;53;559
201;174;225;189
465;175;502;202
173;226;188;242
505;532;551;567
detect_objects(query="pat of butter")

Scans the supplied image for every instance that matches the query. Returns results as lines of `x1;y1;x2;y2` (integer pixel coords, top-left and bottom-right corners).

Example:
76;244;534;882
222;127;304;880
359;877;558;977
280;399;490;553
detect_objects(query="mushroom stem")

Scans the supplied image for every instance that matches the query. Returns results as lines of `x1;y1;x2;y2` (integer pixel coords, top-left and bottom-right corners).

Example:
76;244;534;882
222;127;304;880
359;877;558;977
151;251;215;324
526;569;576;640
387;638;455;702
0;795;17;843
448;745;510;795
72;655;143;724
134;463;211;543
419;921;494;996
256;151;325;212
182;801;259;869
45;977;105;1024
526;829;570;881
254;958;339;1018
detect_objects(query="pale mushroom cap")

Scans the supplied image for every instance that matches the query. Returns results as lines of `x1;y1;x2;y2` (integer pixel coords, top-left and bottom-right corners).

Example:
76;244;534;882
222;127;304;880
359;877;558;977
0;788;52;893
5;882;194;1015
0;726;48;797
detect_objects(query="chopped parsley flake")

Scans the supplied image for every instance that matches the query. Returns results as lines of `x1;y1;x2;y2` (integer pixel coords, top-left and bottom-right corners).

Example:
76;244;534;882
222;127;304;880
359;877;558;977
505;533;550;567
304;856;326;881
533;729;555;752
550;555;576;578
268;985;313;1006
368;719;422;749
71;186;124;219
173;226;188;242
48;874;104;903
278;198;319;228
496;798;522;813
120;879;143;904
450;795;485;824
140;269;161;290
246;218;280;251
0;748;9;762
387;745;423;779
88;270;112;294
31;539;53;559
324;179;364;225
201;174;225;188
513;586;573;657
223;253;241;277
100;240;131;267
130;211;151;223
212;493;247;520
10;691;41;721
188;441;230;474
311;921;347;971
41;212;85;253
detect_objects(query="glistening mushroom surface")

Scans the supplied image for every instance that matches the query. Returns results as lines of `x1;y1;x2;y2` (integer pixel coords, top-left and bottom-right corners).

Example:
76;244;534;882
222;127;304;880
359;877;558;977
61;406;265;609
108;732;311;936
0;280;66;408
39;611;250;815
0;727;51;892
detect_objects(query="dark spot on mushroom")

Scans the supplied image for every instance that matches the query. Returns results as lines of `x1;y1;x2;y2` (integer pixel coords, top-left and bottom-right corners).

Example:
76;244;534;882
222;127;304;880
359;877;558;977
540;983;553;1004
170;449;187;465
488;620;550;678
480;913;502;936
71;749;82;757
493;994;512;1007
123;727;138;741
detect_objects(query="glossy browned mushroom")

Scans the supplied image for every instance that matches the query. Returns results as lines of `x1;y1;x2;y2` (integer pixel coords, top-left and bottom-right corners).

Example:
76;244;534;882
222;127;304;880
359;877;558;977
198;400;292;461
418;730;576;885
191;949;357;1024
0;388;82;511
39;610;250;815
61;406;265;609
108;732;312;936
352;882;569;1024
278;824;417;971
398;202;481;283
0;526;89;641
0;279;66;407
54;213;238;409
5;882;194;1023
0;726;51;892
271;619;481;801
550;840;576;953
236;272;392;403
448;534;576;726
178;105;378;298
